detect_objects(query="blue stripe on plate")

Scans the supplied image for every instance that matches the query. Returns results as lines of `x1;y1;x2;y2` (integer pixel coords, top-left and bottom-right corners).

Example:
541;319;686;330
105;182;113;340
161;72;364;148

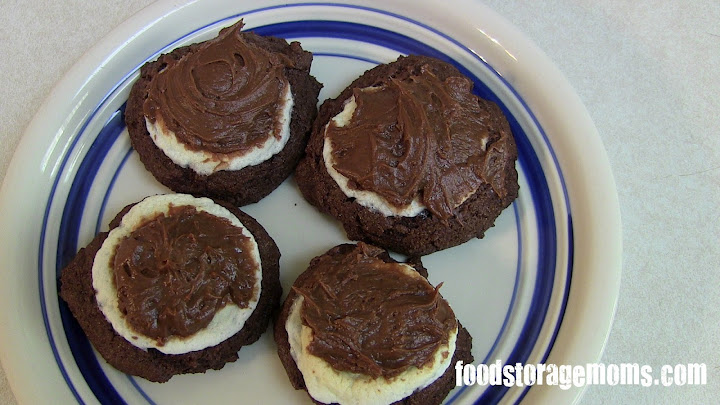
95;142;133;234
39;89;133;405
42;4;571;404
56;107;129;405
515;218;574;404
475;122;557;404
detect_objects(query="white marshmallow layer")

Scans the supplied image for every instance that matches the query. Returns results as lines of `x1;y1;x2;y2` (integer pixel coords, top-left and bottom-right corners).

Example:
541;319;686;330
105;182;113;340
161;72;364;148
146;85;293;176
92;194;262;355
285;263;457;405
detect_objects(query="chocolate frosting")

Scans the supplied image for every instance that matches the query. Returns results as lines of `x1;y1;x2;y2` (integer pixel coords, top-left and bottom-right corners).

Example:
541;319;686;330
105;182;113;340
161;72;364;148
294;243;456;379
112;205;258;345
326;64;513;219
143;20;291;155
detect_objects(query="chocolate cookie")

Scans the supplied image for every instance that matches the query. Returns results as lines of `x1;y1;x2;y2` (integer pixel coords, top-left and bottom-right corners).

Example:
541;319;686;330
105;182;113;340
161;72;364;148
274;243;473;405
125;20;322;206
295;55;518;256
59;195;282;382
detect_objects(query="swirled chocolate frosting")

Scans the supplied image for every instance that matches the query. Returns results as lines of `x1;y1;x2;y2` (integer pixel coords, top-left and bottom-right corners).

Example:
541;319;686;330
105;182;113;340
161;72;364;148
294;243;456;378
143;20;291;154
326;64;512;219
112;205;258;345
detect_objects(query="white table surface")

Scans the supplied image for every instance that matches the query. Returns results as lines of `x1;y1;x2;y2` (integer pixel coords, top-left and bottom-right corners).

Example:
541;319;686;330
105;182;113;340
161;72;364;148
1;1;717;404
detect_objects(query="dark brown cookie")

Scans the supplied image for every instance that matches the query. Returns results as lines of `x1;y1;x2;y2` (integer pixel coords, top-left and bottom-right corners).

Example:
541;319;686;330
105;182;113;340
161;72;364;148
125;26;322;206
274;244;474;404
295;55;518;256
59;199;282;383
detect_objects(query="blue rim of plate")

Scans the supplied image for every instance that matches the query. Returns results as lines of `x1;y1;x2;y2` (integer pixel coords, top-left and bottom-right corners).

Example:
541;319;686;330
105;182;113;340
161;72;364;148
38;3;573;404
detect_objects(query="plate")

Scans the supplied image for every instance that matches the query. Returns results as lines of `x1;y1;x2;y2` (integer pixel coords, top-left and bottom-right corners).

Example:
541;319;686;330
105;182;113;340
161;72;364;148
0;1;621;404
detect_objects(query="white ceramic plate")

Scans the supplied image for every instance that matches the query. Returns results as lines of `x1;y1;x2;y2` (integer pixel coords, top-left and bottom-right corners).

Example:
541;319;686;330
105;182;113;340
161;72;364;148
0;1;621;404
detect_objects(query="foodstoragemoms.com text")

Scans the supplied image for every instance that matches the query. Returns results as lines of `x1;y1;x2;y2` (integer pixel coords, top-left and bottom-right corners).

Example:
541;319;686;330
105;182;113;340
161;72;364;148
455;361;707;389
